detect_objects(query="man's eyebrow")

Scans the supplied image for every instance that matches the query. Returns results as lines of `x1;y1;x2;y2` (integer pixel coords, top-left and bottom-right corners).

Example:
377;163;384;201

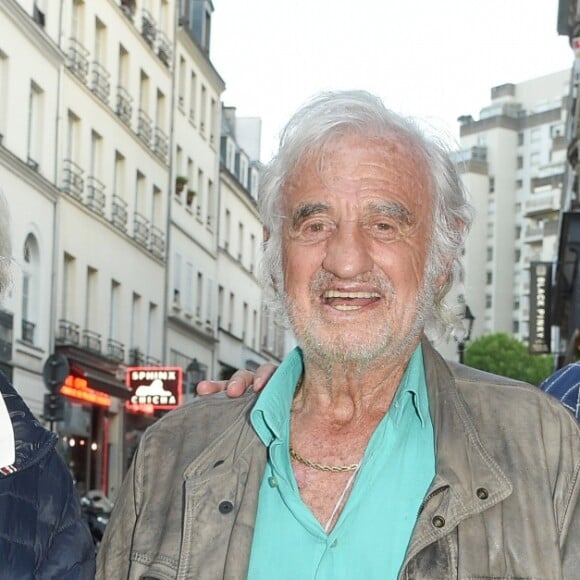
291;203;330;228
366;201;415;226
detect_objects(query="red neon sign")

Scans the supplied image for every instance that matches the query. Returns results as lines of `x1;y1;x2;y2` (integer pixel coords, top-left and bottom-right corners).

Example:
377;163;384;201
60;375;112;408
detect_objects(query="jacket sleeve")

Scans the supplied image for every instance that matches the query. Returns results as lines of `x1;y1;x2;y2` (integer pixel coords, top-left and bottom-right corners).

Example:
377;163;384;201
96;442;141;579
38;451;96;580
560;436;580;578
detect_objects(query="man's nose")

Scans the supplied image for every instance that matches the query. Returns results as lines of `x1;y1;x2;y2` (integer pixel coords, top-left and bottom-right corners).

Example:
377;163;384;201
321;222;373;279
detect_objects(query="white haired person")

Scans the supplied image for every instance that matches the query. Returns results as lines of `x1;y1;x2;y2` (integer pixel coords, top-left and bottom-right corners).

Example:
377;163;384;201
99;91;580;579
0;193;95;578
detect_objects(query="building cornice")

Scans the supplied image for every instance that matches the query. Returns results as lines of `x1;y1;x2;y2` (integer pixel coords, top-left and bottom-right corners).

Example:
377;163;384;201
2;0;63;66
177;27;225;94
0;144;59;203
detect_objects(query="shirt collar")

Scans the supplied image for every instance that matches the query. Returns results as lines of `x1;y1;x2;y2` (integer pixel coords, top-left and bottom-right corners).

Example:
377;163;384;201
250;343;428;446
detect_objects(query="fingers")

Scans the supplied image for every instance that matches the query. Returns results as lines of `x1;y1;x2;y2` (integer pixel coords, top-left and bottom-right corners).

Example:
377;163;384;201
195;364;279;398
222;370;257;397
195;380;229;396
252;363;278;393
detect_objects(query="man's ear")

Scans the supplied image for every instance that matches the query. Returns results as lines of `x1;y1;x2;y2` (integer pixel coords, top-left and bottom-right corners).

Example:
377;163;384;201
263;228;270;242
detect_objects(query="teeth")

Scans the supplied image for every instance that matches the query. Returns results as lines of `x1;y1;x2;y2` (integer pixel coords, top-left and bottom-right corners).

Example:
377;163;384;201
334;304;362;311
323;290;380;299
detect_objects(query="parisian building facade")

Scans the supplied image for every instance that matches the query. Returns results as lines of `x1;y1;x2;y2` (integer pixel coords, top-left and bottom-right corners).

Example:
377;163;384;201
0;0;286;499
448;70;570;357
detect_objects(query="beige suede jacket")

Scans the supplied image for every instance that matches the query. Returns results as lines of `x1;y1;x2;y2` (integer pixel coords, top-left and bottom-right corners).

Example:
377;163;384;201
97;340;580;579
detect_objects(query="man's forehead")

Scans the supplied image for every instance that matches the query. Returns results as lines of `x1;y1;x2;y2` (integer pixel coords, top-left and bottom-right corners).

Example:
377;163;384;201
288;132;430;183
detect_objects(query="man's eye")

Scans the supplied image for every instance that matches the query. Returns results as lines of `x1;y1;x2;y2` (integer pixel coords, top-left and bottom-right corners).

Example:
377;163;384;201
375;222;392;231
306;222;325;232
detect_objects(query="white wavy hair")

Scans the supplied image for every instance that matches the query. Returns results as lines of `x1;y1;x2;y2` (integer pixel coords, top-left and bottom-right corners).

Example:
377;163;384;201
258;90;475;338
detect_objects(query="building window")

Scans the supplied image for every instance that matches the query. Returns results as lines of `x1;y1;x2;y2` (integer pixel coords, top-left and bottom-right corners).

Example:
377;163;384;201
486;247;493;262
485;294;492;309
516;179;523;189
21;235;39;344
515;249;521;263
27;81;44;169
486;271;493;285
517;132;524;146
512;320;519;334
516;156;523;169
488;177;495;193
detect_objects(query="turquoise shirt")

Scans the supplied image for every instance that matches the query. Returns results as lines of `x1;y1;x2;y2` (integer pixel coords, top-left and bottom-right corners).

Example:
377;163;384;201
247;345;435;580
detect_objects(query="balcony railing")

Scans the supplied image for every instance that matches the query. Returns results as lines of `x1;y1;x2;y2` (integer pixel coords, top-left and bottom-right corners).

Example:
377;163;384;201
0;310;13;362
120;0;136;21
157;30;171;67
129;347;145;366
91;61;111;104
86;176;106;216
62;159;84;201
57;319;80;346
137;109;153;147
107;338;125;362
141;9;157;47
153;127;168;163
133;212;150;246
82;329;102;354
145;355;161;366
116;86;133;126
67;38;90;84
149;225;165;259
21;319;35;344
111;194;128;232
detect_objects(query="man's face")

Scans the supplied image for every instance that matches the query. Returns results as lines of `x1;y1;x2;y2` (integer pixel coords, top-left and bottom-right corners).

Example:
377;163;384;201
281;132;437;364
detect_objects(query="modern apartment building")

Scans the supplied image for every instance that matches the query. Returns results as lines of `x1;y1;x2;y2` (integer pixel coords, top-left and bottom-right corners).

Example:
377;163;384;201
451;70;569;354
0;0;286;499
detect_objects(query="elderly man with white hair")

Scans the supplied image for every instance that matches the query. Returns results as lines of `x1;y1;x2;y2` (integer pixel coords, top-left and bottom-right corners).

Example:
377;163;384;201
0;193;95;578
99;91;580;580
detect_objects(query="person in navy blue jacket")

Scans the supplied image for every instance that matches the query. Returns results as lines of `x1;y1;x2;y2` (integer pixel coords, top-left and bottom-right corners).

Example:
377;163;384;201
0;193;95;579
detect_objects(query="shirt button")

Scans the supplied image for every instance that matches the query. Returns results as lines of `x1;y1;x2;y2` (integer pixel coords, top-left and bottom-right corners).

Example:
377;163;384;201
432;515;445;528
476;487;489;500
330;539;338;548
268;476;278;488
218;501;234;514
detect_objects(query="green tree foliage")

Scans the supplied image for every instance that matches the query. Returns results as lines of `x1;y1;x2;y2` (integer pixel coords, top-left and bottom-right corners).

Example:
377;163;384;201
464;332;555;386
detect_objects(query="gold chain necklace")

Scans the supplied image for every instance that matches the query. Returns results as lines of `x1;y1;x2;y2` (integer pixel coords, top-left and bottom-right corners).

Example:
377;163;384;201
289;445;359;473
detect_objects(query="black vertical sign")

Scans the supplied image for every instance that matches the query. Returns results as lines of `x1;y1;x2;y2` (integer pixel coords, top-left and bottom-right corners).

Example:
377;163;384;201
529;262;552;354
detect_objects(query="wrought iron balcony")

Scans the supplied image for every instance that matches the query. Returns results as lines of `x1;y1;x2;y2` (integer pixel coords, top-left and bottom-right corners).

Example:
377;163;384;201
116;86;133;127
141;9;157;47
129;347;145;366
157;30;171;68
107;338;125;362
153;127;168;163
91;61;111;104
57;319;80;346
67;38;90;84
137;109;153;148
111;194;128;232
62;159;84;201
120;0;136;20
149;225;165;259
21;319;35;344
82;328;102;355
133;212;150;247
0;311;13;362
86;176;106;216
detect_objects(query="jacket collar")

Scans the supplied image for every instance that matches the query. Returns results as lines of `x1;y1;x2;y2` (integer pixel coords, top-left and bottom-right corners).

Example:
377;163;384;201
0;373;57;475
404;340;513;559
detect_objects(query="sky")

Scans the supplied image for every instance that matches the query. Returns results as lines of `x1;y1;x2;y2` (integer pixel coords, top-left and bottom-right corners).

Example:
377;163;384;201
210;0;573;161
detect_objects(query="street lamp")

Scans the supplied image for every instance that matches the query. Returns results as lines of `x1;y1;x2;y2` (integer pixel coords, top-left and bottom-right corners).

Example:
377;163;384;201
457;304;475;364
185;358;206;395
